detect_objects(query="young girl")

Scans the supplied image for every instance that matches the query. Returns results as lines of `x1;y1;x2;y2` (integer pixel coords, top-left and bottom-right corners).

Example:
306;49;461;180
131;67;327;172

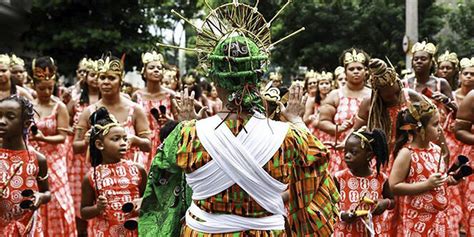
390;96;459;236
304;71;333;138
81;107;147;237
0;95;50;236
334;127;394;236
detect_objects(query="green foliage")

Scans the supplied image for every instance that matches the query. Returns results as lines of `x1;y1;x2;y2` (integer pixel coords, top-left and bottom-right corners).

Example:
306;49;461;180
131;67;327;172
438;1;474;57
23;0;158;76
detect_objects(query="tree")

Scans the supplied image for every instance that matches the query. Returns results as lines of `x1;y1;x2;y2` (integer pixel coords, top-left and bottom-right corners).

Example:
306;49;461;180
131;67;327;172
22;0;159;77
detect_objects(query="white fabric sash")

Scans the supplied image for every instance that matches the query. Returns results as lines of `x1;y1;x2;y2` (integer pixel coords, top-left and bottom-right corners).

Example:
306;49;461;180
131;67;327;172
189;114;289;216
186;202;285;233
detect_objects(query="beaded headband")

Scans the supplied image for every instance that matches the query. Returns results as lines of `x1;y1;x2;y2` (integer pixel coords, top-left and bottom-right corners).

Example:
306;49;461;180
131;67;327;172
411;41;437;55
10;54;24;67
437;50;459;66
343;49;366;66
97;56;123;77
460;57;474;70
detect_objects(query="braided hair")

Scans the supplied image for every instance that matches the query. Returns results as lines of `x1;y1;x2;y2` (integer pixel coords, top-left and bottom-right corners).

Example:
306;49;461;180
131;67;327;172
0;95;35;139
350;128;389;175
88;107;116;167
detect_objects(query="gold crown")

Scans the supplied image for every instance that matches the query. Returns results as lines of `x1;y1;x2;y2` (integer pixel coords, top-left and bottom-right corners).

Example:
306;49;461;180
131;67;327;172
78;57;89;69
97;56;123;76
318;71;333;81
32;57;57;82
369;58;398;88
0;54;10;66
269;72;282;81
10;54;24;67
85;59;99;72
305;70;319;79
164;69;177;78
142;51;164;65
334;66;345;77
460;57;474;70
411;41;437;55
408;95;437;122
343;49;366;66
437;50;459;66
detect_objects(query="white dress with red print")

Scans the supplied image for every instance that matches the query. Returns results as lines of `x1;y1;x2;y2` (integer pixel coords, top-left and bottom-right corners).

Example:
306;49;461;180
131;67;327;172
30;102;77;236
0;149;43;236
397;143;448;237
134;91;173;171
334;168;389;237
328;90;365;174
87;160;142;237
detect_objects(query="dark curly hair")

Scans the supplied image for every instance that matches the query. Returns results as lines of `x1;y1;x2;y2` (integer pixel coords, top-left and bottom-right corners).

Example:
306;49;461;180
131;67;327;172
0;95;35;139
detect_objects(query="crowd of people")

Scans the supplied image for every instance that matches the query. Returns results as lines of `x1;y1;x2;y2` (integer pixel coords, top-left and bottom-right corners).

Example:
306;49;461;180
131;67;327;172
0;3;473;237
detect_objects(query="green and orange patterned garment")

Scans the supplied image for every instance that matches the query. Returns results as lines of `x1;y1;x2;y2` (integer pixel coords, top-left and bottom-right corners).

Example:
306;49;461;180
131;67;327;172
139;116;340;237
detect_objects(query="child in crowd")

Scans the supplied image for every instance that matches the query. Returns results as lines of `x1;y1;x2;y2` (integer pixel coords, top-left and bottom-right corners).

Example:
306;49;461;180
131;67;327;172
389;96;460;236
334;127;394;236
81;107;147;237
0;95;51;236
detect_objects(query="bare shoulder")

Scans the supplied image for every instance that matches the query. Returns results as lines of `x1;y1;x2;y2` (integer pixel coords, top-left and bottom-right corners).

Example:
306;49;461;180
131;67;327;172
324;89;339;105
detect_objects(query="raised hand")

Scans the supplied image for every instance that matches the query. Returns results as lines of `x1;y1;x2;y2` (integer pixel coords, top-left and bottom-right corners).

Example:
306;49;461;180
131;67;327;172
278;83;307;123
174;88;208;121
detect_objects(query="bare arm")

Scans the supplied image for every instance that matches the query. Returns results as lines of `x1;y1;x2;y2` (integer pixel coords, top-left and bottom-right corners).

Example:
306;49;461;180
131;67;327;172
138;164;148;196
73;107;91;154
352;97;370;130
80;172;103;219
66;98;76;126
303;97;316;125
317;90;339;135
17;86;34;101
389;148;445;196
455;91;474;145
34;151;51;208
131;105;152;152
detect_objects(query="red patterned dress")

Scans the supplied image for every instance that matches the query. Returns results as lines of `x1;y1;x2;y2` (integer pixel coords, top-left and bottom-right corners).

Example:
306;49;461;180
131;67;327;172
87;160;142;237
442;92;464;235
0;149;43;236
30;102;77;236
134;91;173;171
460;136;474;236
334;169;389;236
397;143;448;237
68;100;92;217
328;90;366;174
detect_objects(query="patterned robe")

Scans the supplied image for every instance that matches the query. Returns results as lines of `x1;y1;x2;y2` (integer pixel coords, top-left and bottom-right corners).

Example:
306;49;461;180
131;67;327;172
87;160;142;237
139;117;340;237
0;149;43;236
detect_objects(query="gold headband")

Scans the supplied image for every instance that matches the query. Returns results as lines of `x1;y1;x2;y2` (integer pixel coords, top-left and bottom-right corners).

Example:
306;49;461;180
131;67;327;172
460;57;474;70
352;127;374;149
269;72;282;81
97;56;123;76
93;114;121;137
0;54;10;66
369;58;398;88
318;71;333;81
343;49;366;66
78;57;89;69
437;50;459;66
10;54;24;67
142;51;164;65
32;58;57;82
305;70;319;80
334;66;345;77
411;41;437;55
